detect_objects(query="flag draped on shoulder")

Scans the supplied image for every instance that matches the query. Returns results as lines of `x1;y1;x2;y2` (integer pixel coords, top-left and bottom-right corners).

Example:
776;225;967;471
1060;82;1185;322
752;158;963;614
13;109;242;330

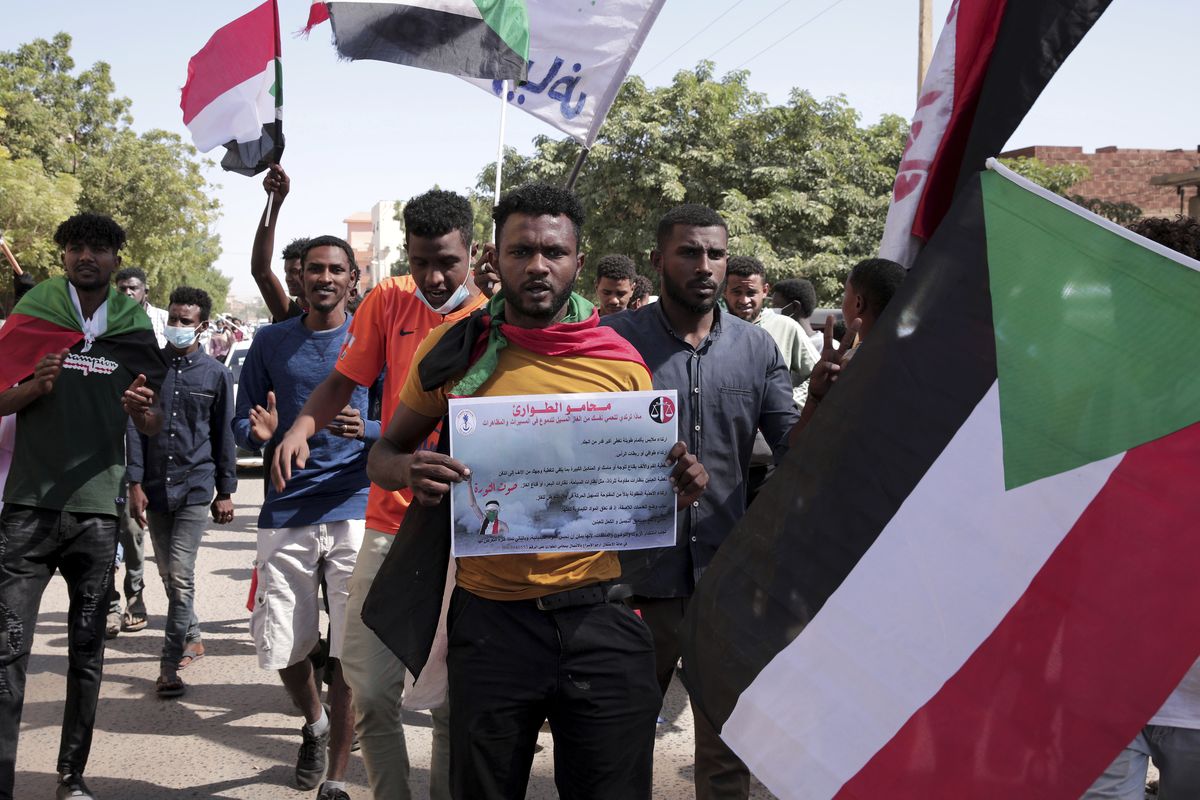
322;0;530;81
0;278;162;390
680;161;1200;799
361;294;648;682
879;0;1111;266
463;0;666;145
181;0;284;176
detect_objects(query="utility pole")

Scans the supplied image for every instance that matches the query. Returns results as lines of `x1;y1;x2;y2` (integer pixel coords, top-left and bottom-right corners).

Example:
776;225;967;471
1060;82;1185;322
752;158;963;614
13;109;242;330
918;0;933;97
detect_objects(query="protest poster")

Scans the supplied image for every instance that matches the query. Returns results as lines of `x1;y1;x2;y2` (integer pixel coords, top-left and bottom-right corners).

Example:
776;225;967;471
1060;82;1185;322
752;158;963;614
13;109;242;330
448;390;679;557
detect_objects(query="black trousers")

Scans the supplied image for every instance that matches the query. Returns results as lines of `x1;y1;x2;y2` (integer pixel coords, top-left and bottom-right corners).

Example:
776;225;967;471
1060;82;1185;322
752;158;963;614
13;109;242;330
446;587;660;800
0;505;117;798
631;595;752;800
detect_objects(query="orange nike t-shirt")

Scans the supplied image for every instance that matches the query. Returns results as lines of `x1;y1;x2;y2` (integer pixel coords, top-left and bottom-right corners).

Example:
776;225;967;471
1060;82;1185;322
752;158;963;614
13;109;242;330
335;275;486;534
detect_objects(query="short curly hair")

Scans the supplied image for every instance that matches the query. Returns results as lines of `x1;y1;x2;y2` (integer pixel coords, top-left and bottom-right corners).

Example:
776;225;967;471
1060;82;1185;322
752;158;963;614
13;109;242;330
493;183;585;247
281;237;310;262
594;254;636;284
726;255;766;279
1127;216;1200;260
404;189;474;249
54;213;126;251
772;278;816;317
631;274;653;303
656;204;726;248
168;286;213;321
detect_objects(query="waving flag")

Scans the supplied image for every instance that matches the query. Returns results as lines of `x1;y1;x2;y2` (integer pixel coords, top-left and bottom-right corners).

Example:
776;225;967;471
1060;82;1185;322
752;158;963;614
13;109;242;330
464;0;666;145
316;0;530;81
181;0;284;176
879;0;1111;266
680;161;1200;799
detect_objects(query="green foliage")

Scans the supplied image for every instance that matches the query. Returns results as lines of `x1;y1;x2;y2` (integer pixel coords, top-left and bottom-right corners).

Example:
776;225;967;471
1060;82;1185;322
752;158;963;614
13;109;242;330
0;33;131;174
1070;195;1143;226
0;34;226;310
471;63;909;304
78;129;226;306
0;156;81;275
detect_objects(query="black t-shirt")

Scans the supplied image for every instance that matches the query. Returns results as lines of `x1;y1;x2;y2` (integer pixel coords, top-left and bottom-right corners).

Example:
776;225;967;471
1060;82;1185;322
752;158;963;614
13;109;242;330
5;334;167;516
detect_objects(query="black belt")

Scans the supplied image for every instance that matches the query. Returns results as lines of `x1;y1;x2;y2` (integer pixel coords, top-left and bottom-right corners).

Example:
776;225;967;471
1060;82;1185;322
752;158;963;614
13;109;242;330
534;581;632;612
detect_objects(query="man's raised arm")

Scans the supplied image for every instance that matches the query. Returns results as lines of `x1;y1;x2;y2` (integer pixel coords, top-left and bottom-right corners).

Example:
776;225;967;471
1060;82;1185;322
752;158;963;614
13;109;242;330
368;402;468;506
251;163;295;323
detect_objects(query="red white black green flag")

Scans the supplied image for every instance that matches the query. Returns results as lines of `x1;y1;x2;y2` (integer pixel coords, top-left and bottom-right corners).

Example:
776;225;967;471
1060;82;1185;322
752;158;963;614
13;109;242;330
181;0;284;176
309;0;530;81
682;162;1200;799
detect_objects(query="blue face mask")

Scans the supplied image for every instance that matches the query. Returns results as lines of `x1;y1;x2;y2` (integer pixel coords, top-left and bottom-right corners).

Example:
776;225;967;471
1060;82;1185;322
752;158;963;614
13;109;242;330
414;273;472;315
164;324;201;349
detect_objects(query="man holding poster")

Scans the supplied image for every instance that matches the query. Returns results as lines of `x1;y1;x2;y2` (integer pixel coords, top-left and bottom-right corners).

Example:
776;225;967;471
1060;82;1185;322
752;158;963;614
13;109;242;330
368;183;707;800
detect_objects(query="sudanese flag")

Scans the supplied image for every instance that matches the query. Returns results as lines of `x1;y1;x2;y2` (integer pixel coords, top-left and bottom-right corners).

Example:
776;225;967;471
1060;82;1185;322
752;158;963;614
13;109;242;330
181;0;284;176
0;277;164;390
679;162;1200;800
307;0;529;82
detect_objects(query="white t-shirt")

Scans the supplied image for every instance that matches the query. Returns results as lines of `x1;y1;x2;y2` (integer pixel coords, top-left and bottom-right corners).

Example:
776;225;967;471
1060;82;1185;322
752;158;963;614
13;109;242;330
1149;657;1200;729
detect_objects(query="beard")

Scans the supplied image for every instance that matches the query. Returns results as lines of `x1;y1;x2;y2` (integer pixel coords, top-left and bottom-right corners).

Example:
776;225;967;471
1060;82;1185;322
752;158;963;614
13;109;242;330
502;277;576;321
662;272;720;315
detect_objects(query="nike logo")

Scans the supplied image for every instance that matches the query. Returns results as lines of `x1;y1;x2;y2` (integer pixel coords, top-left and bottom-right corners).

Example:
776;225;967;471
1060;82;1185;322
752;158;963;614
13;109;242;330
398;330;415;336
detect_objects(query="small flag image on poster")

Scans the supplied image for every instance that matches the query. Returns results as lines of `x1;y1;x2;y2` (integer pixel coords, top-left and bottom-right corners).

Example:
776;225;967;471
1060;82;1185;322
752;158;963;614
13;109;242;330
448;390;678;558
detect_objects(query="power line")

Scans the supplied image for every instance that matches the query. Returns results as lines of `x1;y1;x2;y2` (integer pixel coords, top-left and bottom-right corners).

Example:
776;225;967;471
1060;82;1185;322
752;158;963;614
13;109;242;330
703;0;798;62
733;0;853;70
643;0;752;75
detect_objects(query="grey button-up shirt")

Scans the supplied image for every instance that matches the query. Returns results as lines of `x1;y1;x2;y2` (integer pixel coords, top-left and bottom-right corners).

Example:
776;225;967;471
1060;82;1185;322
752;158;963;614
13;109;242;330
602;302;799;597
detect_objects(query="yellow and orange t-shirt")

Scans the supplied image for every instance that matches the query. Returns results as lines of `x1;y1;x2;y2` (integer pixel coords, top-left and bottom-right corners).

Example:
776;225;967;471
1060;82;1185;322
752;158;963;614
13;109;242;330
399;320;654;601
335;275;487;534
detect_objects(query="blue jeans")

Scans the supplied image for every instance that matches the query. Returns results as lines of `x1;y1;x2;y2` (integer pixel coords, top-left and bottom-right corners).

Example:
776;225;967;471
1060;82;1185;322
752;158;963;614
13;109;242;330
148;505;207;672
1082;725;1200;800
0;504;117;798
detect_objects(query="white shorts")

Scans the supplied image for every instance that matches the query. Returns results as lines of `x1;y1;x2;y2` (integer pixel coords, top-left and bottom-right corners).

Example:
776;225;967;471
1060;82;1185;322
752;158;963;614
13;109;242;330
251;519;365;670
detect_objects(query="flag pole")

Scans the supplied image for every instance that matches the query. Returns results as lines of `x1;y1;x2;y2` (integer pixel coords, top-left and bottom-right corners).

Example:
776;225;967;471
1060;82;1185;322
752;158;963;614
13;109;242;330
917;0;932;97
491;80;509;243
265;0;283;227
0;236;22;276
564;146;590;191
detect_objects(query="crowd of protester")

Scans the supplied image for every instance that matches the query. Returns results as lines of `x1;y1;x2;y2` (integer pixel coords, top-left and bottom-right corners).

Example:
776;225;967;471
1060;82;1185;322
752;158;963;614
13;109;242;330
1;162;1197;800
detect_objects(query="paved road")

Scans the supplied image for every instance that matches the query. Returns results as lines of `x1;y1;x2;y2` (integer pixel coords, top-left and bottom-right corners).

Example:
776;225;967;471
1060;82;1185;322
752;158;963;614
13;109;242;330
16;468;776;799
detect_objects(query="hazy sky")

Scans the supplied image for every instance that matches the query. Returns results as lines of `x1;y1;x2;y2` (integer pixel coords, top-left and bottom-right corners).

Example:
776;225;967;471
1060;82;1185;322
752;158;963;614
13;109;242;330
4;0;1195;298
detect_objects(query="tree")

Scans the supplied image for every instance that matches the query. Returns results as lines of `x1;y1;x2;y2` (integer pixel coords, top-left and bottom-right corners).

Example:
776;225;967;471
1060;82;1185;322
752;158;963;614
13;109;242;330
471;63;909;303
78;129;226;306
0;33;131;175
0;35;227;309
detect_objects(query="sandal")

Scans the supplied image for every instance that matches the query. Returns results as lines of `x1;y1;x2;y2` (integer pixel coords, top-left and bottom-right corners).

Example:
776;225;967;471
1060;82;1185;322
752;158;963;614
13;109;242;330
178;640;205;669
156;674;185;698
121;609;148;632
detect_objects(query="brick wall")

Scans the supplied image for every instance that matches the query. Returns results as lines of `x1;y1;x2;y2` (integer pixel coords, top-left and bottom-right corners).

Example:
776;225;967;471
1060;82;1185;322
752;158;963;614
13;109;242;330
1000;145;1199;219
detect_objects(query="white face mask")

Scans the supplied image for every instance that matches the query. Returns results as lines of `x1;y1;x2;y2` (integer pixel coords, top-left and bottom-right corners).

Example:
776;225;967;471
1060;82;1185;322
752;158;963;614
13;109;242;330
164;324;201;349
414;273;472;315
